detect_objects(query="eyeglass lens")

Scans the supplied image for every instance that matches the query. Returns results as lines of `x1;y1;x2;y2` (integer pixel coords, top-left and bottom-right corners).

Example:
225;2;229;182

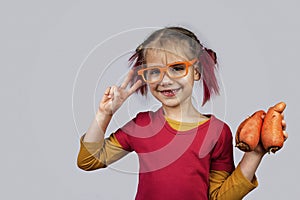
143;63;187;82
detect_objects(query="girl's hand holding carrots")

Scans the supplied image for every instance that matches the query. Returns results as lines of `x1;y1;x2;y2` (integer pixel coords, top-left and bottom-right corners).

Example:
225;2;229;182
98;69;143;116
236;102;288;154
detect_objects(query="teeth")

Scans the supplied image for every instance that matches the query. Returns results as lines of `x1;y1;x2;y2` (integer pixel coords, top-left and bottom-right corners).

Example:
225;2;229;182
158;88;180;93
164;89;178;92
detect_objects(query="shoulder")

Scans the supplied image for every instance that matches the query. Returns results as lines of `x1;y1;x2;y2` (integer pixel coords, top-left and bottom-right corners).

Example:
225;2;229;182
198;115;233;158
133;110;153;125
132;108;162;126
210;115;232;133
135;110;152;120
120;108;163;134
206;115;233;143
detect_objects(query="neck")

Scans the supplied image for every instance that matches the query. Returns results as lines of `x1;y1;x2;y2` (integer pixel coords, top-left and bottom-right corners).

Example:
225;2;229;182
162;100;204;123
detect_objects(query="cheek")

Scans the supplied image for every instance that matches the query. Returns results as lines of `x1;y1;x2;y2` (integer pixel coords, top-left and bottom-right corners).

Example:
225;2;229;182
180;75;195;88
148;83;157;93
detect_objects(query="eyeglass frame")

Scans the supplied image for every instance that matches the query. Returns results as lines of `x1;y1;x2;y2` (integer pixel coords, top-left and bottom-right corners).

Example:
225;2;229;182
137;58;198;84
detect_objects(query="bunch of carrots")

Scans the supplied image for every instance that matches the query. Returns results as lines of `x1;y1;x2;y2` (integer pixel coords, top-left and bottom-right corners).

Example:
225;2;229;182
235;102;287;154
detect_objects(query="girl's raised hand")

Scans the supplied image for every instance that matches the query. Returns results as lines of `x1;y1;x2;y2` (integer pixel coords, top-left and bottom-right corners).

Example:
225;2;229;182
98;69;143;116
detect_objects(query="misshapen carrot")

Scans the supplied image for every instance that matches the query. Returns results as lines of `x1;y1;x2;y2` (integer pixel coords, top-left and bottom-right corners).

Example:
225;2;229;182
261;102;286;153
236;110;265;152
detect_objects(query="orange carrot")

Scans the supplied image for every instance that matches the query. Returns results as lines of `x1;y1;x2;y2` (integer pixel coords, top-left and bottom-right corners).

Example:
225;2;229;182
236;110;265;152
261;102;286;153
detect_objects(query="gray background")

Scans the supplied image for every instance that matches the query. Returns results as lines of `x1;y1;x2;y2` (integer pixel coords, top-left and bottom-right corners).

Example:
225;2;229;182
1;0;299;199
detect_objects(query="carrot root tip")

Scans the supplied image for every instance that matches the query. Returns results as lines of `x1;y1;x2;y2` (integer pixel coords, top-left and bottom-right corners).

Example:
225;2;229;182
268;147;281;154
236;142;251;152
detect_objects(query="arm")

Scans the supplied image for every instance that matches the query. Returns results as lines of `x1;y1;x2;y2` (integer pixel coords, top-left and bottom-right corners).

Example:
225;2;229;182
77;69;142;170
83;69;142;143
239;114;287;182
209;166;258;200
77;133;129;170
209;146;263;200
209;116;288;199
239;148;264;181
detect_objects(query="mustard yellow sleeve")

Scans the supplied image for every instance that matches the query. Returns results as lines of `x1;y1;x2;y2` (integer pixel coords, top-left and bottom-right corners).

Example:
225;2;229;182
209;164;258;200
77;133;129;171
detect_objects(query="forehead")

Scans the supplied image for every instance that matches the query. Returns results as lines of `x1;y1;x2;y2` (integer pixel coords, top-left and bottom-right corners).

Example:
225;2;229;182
145;49;188;65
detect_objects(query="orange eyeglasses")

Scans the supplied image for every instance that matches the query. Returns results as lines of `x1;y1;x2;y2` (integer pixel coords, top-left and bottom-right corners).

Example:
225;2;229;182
137;58;198;84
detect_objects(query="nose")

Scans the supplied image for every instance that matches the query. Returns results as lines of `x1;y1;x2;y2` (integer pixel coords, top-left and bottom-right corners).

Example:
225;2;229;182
159;71;173;86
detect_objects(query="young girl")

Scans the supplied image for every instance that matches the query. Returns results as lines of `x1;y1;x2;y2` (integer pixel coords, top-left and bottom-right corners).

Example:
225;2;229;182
77;27;287;199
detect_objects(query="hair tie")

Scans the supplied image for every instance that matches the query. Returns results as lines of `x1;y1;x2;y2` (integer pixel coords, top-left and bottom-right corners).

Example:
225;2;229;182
136;44;143;52
201;47;217;64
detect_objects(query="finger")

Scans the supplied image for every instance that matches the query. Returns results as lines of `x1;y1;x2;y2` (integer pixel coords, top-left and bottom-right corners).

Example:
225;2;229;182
112;85;120;99
128;79;143;95
283;130;288;141
109;85;117;99
101;87;112;102
104;87;110;95
120;69;135;89
282;119;287;130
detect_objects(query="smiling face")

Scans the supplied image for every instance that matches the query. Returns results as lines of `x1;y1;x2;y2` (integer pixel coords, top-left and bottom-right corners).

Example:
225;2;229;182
145;49;200;109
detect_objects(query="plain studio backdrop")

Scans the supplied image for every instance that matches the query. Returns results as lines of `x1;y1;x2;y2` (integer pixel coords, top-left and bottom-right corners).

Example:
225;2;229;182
1;0;299;199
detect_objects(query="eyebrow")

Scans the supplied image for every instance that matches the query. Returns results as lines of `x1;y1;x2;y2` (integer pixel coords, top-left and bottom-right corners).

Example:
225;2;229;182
146;63;165;67
146;60;185;67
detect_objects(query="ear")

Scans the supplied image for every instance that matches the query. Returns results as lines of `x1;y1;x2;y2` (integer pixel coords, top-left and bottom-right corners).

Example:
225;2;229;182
193;67;201;81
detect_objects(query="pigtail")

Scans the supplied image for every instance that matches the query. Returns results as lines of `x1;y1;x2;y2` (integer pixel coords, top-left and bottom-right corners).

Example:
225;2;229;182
199;47;220;106
128;47;148;95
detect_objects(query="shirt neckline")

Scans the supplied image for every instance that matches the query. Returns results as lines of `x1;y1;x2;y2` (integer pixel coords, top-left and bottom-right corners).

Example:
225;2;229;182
156;107;214;135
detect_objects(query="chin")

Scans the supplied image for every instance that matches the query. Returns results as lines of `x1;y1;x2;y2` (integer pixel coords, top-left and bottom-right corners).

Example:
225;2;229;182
160;99;181;108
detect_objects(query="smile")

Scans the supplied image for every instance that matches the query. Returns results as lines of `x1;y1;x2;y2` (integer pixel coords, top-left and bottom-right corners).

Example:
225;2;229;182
158;88;181;97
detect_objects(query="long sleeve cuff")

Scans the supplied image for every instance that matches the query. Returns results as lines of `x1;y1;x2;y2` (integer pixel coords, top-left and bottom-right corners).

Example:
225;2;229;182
77;134;106;171
209;164;258;200
80;134;103;153
234;163;258;189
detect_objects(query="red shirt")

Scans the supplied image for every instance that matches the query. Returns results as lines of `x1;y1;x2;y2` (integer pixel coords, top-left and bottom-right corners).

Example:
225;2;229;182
115;108;234;200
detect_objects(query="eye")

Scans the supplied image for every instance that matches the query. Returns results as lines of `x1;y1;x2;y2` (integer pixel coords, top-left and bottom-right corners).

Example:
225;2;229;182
169;63;186;72
146;68;160;75
151;68;160;74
